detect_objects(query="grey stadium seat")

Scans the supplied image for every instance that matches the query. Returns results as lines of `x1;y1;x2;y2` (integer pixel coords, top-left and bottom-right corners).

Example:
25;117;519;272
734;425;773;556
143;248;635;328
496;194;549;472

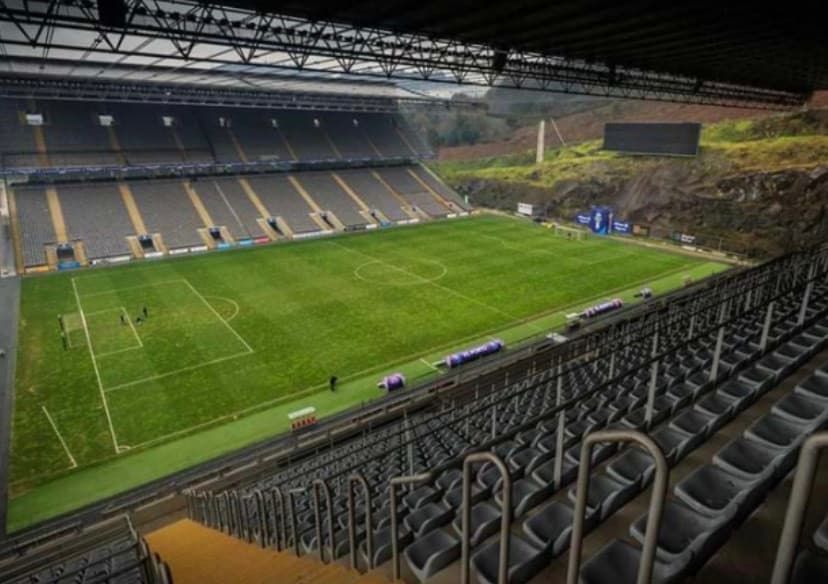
404;529;461;582
472;535;546;584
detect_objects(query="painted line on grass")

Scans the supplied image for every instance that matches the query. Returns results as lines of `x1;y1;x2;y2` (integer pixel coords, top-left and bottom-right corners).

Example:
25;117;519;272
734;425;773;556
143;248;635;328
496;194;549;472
118;261;707;452
123;307;144;348
85;306;128;317
420;358;439;371
71;277;121;454
78;279;188;298
329;240;535;329
183;280;253;354
203;295;241;322
41;406;77;469
104;351;253;393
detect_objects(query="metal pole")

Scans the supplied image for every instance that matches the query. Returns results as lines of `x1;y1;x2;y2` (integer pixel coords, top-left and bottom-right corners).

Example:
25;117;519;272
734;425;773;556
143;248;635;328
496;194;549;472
270;488;286;551
461;453;512;584
390;473;432;581
491;407;497;439
567;430;669;584
760;301;775;352
645;328;659;428
709;302;727;382
771;432;828;584
608;351;615;381
311;480;335;563
288;488;305;557
348;473;373;570
798;263;816;325
554;360;565;488
254;490;267;548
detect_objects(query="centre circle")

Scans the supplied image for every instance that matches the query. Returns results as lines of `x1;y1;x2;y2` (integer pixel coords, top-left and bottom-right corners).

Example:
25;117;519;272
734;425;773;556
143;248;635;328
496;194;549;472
354;259;448;286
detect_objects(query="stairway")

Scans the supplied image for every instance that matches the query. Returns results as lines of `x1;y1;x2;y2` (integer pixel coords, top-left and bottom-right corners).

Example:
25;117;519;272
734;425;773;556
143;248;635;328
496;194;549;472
146;519;392;584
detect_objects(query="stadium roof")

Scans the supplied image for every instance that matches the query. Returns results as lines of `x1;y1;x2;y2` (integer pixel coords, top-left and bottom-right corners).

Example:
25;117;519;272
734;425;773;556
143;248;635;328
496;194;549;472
0;0;825;108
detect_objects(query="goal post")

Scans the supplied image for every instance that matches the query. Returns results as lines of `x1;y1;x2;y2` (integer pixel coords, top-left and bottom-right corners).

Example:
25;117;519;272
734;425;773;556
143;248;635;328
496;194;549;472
550;223;587;240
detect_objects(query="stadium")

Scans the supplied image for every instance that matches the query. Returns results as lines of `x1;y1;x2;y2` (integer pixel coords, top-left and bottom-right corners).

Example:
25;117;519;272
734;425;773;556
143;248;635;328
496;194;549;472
0;1;826;583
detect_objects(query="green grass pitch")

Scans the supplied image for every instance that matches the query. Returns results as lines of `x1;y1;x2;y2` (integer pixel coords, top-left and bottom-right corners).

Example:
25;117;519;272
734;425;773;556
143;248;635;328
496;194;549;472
8;215;728;530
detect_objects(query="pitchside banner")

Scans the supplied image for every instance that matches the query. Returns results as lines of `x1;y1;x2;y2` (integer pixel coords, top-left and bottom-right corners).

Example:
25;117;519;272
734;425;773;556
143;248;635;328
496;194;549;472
612;220;631;234
590;207;612;235
517;202;534;216
575;209;633;235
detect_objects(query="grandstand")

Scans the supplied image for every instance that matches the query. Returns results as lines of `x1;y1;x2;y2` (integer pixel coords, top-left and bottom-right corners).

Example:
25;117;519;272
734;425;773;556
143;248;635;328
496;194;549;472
1;2;827;584
0;94;467;270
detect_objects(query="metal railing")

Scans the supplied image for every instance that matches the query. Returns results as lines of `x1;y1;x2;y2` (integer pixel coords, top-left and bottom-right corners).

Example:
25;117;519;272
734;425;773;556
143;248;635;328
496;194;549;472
268;487;287;551
311;480;336;564
771;431;828;584
287;488;306;556
347;473;374;570
566;429;670;584
389;472;433;581
460;452;512;584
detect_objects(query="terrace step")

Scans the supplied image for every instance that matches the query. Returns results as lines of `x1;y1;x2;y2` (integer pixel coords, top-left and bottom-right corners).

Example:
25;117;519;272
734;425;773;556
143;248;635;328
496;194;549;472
146;519;394;584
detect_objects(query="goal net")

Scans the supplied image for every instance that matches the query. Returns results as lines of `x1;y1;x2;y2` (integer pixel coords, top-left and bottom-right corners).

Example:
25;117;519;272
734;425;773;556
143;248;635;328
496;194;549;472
551;223;587;240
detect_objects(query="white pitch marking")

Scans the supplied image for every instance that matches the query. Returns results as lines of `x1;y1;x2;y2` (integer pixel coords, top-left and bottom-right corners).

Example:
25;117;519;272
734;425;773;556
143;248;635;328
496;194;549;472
85;306;127;317
122;306;144;348
203;295;241;322
97;345;143;358
41;406;78;469
72;277;120;453
330;241;524;323
78;279;187;298
104;351;253;393
420;358;439;371
183;279;253;353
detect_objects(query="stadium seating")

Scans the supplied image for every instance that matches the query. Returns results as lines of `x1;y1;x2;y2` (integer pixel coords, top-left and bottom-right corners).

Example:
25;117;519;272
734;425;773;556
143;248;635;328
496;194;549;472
129;180;205;249
209;178;269;239
378;167;450;217
0;98;431;171
12;185;56;266
244;174;324;234
188;179;249;240
38;100;120;167
296;172;368;228
0;516;172;584
1;92;463;270
61;182;134;259
334;169;414;222
181;247;828;583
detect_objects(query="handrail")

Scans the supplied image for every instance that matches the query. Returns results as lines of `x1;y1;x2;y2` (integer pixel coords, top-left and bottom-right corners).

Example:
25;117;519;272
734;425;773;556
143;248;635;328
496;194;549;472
460;452;512;584
566;429;669;584
270;487;287;551
311;479;336;564
348;473;374;570
389;472;433;581
288;488;307;556
770;432;828;584
253;489;267;548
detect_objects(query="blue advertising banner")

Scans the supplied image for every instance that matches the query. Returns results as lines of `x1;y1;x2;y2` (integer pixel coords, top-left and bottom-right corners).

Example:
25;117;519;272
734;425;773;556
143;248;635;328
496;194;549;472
575;214;591;226
590;207;612;235
612;220;632;234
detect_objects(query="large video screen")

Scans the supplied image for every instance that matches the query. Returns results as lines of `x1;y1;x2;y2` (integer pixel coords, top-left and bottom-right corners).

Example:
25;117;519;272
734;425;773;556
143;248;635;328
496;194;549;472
603;122;701;156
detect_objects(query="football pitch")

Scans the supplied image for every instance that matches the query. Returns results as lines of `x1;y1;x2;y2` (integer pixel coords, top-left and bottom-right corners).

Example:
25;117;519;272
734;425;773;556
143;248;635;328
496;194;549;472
8;215;728;529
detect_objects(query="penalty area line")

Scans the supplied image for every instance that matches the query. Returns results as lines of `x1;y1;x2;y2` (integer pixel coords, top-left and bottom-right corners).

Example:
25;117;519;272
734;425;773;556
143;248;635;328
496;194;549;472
71;277;121;454
41;406;77;469
104;351;254;393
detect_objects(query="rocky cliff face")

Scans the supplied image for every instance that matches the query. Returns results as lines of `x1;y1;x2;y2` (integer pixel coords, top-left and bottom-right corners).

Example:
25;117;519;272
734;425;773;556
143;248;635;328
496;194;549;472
453;165;828;258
